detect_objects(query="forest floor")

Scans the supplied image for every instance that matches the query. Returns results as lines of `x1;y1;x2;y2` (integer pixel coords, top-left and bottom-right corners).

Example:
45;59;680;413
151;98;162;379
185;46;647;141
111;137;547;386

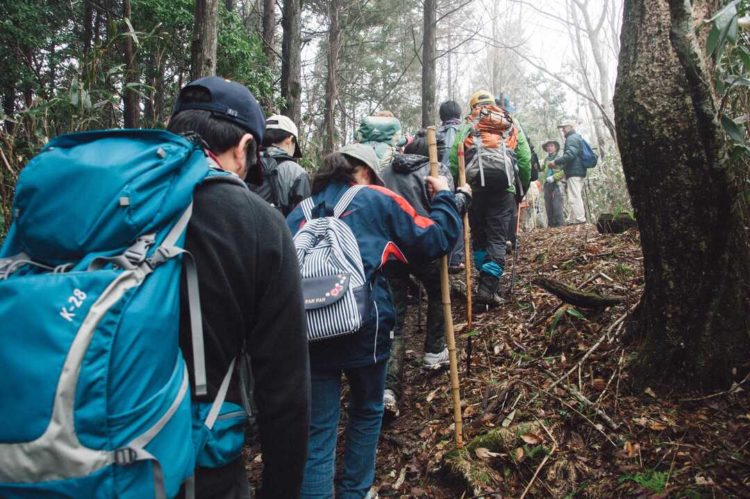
248;223;750;497
371;224;750;498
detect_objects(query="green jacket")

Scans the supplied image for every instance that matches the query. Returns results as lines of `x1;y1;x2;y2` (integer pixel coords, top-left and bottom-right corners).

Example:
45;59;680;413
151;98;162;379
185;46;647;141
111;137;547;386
554;130;586;178
449;120;532;194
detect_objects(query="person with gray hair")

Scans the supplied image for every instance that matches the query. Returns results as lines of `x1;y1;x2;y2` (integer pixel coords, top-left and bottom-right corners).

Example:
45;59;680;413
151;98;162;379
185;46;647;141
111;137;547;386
549;120;587;224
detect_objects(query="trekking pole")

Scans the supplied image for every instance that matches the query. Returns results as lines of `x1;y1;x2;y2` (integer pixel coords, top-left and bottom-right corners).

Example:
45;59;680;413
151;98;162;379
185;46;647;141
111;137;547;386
416;284;424;335
427;126;463;448
456;140;474;376
582;176;595;244
508;202;521;298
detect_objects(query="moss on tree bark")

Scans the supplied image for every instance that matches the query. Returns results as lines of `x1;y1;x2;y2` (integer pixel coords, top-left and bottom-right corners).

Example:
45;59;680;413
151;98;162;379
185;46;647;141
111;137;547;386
614;0;750;390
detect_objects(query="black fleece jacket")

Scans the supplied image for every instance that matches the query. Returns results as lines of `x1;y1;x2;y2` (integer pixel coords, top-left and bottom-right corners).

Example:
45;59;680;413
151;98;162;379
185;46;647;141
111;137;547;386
179;176;310;499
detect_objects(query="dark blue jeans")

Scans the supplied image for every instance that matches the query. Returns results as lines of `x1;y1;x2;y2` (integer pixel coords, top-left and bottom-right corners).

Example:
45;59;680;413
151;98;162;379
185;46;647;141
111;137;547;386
301;361;387;499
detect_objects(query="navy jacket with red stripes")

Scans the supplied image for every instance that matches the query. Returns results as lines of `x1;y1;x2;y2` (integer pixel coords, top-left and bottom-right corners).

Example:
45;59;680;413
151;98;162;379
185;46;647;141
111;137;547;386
287;181;462;370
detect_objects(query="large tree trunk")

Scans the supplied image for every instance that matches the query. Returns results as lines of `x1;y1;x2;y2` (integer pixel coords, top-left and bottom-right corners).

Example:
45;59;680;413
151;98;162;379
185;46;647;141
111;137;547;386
122;0;139;128
191;0;220;79
323;0;341;154
280;0;302;123
262;0;276;64
614;0;750;391
421;0;436;128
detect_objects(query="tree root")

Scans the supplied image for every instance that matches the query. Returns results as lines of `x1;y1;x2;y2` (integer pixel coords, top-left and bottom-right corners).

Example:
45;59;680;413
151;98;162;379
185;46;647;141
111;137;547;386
532;277;624;309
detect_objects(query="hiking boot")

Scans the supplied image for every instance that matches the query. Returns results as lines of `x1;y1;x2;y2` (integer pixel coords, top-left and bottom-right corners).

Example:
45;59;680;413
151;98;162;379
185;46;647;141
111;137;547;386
475;273;503;307
383;389;399;417
423;348;450;370
448;262;465;274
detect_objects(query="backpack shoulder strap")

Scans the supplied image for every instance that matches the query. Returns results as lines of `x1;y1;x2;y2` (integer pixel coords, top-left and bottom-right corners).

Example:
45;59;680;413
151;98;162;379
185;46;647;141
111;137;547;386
259;151;278;173
333;185;365;218
300;197;315;222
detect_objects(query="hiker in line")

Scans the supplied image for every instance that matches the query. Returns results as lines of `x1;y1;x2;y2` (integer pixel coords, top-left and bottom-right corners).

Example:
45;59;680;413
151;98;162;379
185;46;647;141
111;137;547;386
519;178;544;231
169;77;310;498
249;114;311;216
449;90;531;308
438;100;467;273
380;132;472;417
356;110;405;170
497;94;534;250
549;119;587;224
542;139;565;227
524;139;547;230
287;144;462;498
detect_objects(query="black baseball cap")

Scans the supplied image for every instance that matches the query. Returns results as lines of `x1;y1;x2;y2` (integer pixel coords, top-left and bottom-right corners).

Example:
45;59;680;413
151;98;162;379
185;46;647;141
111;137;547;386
171;76;266;144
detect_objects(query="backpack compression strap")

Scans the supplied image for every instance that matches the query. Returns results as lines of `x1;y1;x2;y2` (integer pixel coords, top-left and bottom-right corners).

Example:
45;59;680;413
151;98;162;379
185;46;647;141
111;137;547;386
86;204;209;397
0;252;58;279
148;205;209;397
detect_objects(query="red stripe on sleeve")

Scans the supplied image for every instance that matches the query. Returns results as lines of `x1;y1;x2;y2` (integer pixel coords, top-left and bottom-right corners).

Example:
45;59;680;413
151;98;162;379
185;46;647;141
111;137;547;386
381;241;407;266
366;185;434;229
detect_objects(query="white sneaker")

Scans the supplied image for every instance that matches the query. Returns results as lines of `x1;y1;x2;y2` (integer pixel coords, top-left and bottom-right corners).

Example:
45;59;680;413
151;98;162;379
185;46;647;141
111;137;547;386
383;389;399;417
423;348;450;370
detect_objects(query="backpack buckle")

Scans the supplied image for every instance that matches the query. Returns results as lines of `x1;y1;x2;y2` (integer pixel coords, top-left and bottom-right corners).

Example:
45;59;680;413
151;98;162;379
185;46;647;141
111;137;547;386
114;447;138;465
124;235;155;265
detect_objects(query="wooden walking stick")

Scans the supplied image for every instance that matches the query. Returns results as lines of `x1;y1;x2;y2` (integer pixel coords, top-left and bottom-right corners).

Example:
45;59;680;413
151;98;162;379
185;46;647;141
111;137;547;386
427;126;463;448
456;141;474;376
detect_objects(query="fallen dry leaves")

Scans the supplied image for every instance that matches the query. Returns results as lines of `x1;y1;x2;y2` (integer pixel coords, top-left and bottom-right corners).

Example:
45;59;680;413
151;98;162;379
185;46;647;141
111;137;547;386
245;224;750;497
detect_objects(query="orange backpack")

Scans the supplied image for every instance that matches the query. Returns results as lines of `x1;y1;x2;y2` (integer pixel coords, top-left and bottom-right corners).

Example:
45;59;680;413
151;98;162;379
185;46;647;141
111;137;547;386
463;105;520;189
463;104;518;151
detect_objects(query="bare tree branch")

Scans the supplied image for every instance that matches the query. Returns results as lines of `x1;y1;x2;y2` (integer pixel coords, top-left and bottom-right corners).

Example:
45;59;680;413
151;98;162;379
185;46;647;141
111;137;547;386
436;0;475;24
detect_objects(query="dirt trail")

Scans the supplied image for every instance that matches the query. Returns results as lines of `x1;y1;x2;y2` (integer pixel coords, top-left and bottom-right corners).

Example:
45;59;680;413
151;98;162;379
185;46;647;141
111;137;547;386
247;224;750;496
373;224;750;497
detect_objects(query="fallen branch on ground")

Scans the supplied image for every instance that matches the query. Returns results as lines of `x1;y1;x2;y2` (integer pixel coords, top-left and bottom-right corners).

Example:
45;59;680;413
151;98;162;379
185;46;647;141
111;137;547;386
532;277;624;309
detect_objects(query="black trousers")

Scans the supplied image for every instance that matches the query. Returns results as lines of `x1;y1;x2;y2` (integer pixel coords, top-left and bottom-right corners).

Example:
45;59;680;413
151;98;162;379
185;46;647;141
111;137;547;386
468;188;516;269
179;458;253;499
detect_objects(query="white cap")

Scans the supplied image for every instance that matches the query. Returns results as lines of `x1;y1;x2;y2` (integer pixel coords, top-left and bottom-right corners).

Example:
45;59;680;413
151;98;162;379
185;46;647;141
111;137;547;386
266;114;302;157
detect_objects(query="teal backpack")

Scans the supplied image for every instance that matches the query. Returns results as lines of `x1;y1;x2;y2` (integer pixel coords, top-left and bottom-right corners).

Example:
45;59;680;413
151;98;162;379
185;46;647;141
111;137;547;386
580;138;598;169
0;129;251;498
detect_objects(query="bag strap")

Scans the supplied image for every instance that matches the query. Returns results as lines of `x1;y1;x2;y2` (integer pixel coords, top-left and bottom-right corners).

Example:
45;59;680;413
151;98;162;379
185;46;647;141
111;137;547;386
149;204;209;397
0;252;57;279
300;197;314;222
204;357;237;430
299;184;364;222
87;204;210;398
334;185;365;218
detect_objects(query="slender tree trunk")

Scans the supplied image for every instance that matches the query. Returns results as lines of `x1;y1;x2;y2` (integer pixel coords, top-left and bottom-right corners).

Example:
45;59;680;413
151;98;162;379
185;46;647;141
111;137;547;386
262;0;276;63
122;0;139;128
281;0;302;123
191;0;220;79
323;0;341;154
421;0;437;127
93;6;102;47
568;0;617;144
614;0;750;391
47;42;56;98
586;99;606;152
2;84;15;132
83;0;94;55
153;49;165;125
